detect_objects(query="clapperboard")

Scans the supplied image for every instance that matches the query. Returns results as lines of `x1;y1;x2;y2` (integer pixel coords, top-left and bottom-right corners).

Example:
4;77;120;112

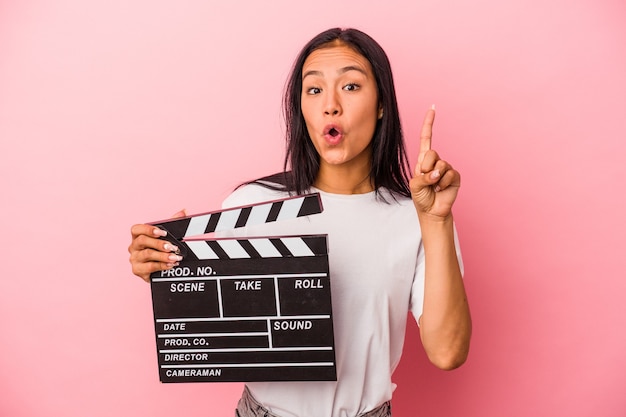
148;193;336;383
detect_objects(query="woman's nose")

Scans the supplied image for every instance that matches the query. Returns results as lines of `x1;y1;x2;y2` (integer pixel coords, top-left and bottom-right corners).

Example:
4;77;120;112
323;92;341;116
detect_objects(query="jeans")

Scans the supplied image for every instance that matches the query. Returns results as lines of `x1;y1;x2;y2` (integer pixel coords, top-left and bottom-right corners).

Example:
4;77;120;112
235;385;392;417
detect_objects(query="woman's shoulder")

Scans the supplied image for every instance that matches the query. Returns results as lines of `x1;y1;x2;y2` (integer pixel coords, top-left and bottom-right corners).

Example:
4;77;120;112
221;182;290;209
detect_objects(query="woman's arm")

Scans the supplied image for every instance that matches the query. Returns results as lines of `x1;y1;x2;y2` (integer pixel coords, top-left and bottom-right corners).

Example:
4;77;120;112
417;215;471;370
410;107;472;370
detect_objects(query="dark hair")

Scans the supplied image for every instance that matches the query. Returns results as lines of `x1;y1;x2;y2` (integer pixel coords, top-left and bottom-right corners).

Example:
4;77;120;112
251;28;412;199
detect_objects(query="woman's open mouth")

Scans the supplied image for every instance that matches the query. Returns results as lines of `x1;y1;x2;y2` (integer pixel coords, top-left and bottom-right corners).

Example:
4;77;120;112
323;125;343;145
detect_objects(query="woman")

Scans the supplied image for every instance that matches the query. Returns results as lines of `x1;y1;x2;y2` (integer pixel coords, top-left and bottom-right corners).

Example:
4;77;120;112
129;28;471;417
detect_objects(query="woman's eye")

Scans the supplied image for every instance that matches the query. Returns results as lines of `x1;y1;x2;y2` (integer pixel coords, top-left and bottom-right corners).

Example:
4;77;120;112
306;87;321;95
343;83;360;91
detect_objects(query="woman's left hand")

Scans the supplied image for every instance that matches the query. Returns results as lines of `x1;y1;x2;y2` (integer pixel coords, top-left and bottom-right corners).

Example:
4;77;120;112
410;107;460;220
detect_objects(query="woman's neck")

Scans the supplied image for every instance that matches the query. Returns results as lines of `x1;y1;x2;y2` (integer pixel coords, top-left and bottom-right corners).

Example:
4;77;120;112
313;162;374;194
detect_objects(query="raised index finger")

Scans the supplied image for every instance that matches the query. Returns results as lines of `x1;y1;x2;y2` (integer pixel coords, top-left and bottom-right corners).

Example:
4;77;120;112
418;106;436;165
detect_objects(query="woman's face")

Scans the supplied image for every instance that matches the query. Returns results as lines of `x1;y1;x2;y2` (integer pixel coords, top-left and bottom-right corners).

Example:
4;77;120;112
300;43;381;173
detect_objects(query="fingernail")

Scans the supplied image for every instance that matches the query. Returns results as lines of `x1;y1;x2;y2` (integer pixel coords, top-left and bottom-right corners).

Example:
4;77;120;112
153;228;167;237
164;243;179;253
435;185;442;192
166;263;175;268
431;104;436;110
168;254;183;262
431;170;440;179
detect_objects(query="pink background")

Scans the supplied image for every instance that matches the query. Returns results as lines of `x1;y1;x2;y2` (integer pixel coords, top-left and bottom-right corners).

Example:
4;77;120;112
1;0;625;416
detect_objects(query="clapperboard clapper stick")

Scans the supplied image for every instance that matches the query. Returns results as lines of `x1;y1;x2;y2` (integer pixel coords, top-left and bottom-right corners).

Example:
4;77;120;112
148;193;337;383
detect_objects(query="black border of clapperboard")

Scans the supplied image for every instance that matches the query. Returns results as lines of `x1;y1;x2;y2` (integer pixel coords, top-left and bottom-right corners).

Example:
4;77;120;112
148;193;337;383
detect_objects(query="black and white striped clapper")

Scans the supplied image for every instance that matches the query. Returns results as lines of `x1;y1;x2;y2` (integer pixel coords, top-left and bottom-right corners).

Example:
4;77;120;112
148;193;336;383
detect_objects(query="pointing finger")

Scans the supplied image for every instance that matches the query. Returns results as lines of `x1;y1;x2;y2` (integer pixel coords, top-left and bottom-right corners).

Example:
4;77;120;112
418;105;436;166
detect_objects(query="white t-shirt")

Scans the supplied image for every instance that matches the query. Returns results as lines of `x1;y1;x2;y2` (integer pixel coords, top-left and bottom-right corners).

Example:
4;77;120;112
221;183;461;417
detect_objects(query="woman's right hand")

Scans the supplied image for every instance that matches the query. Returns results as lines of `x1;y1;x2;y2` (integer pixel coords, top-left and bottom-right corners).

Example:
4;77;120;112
128;210;186;282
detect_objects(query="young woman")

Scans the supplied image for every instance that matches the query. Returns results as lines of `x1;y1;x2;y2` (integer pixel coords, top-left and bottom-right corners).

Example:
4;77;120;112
129;28;471;417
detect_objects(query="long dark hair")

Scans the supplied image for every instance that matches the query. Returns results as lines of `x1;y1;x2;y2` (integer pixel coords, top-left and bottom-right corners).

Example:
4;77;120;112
251;28;412;199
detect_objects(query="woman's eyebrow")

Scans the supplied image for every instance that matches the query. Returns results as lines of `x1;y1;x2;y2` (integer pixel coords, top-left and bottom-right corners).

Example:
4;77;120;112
302;65;367;80
302;69;323;80
338;65;367;76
